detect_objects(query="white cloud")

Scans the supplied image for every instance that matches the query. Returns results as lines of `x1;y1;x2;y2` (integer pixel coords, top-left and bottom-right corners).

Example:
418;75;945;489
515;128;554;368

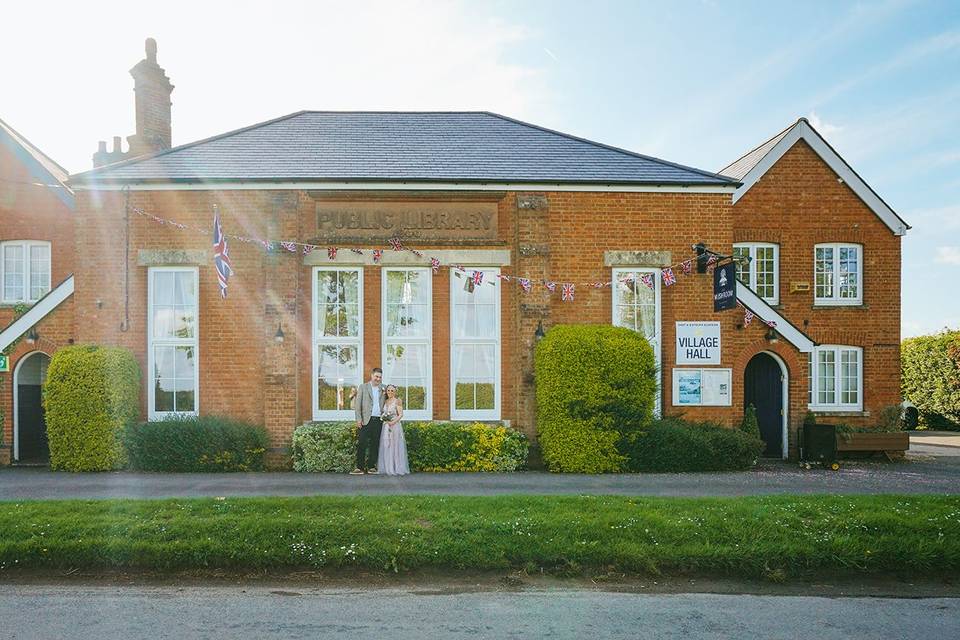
935;247;960;265
807;111;842;137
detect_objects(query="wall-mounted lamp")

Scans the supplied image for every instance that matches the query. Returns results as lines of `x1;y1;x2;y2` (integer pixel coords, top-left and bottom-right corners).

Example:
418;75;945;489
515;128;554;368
26;327;39;345
274;323;285;344
534;320;546;342
765;326;779;343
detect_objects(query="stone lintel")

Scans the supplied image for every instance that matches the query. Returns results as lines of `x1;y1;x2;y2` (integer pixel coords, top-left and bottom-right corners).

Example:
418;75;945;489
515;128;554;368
603;250;671;267
137;249;207;266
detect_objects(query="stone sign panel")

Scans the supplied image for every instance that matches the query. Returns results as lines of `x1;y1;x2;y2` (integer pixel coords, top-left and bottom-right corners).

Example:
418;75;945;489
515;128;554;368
314;199;499;244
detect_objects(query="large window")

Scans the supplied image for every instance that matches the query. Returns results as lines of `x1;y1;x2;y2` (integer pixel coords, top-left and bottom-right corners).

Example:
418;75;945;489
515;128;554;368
2;240;50;303
733;242;778;304
450;268;500;420
808;345;862;411
382;268;431;420
815;243;861;305
313;267;363;419
612;268;662;412
148;267;199;418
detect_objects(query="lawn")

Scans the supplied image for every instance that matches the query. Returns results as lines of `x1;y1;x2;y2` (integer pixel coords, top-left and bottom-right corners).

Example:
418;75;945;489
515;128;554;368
1;495;958;579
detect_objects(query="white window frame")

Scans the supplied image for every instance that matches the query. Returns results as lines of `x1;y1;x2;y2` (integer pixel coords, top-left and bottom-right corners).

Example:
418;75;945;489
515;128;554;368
1;240;51;303
312;266;364;421
449;267;501;421
814;243;862;306
147;266;200;420
382;267;432;420
612;267;662;413
808;345;863;412
733;242;779;305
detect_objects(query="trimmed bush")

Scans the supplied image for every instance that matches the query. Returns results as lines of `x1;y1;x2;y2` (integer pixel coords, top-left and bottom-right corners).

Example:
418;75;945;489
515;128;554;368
901;330;960;430
291;421;529;472
292;422;356;472
125;415;268;472
740;404;760;439
620;417;764;472
405;422;528;472
535;324;658;473
44;345;140;471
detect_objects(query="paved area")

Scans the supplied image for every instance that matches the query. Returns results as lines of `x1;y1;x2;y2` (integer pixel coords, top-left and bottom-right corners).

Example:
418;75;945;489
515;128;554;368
1;455;958;500
1;584;957;639
910;430;960;449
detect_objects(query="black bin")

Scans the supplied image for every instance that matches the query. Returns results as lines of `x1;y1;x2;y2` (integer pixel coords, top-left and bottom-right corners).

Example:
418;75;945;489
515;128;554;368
802;423;837;463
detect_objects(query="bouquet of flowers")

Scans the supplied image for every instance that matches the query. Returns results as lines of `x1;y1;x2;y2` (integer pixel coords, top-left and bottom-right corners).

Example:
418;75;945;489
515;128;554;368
381;410;397;423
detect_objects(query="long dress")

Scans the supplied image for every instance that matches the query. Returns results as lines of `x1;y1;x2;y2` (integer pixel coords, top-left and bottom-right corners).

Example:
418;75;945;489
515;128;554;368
378;399;410;475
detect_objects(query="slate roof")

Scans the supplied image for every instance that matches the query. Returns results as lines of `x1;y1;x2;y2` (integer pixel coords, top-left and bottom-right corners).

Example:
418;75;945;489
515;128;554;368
70;111;737;186
718;121;794;180
0;117;74;209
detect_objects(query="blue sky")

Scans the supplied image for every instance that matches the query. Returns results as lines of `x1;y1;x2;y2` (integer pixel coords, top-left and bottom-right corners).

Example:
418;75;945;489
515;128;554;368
3;0;958;336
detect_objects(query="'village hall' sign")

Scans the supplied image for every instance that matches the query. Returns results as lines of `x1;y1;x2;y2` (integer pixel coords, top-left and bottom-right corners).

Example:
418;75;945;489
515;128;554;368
675;321;721;365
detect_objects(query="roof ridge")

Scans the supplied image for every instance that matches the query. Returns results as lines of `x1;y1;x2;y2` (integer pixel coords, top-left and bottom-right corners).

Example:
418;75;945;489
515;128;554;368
483;111;738;184
719;119;800;176
71;110;310;181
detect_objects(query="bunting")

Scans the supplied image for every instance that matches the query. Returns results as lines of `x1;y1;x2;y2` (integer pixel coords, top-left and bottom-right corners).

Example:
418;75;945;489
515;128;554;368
561;283;575;302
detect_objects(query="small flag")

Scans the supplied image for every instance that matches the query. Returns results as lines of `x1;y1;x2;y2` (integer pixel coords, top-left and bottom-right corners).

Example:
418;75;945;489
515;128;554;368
544;281;557;293
472;270;484;286
302;245;315;255
518;278;531;293
766;320;777;328
327;247;338;260
662;267;676;287
706;255;717;272
681;259;693;275
260;240;273;251
593;282;605;289
389;237;403;251
497;274;511;282
212;207;234;300
430;257;441;273
280;241;298;253
410;249;423;258
350;248;364;255
640;273;654;290
453;264;464;272
373;249;383;264
744;308;754;326
561;283;575;301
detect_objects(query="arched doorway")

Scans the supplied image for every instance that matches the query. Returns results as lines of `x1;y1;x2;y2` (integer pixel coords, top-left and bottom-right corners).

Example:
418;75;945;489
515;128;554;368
743;351;788;458
14;351;51;464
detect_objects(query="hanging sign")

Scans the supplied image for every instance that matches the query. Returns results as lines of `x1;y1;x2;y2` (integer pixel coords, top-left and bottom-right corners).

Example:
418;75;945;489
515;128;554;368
676;321;721;365
0;353;8;372
713;261;737;311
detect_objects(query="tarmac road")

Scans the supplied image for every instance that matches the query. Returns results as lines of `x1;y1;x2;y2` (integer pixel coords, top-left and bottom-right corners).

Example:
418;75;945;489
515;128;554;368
1;583;957;639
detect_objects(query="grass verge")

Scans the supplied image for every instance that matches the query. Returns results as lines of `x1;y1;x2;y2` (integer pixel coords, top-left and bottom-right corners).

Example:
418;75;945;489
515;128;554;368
1;495;958;579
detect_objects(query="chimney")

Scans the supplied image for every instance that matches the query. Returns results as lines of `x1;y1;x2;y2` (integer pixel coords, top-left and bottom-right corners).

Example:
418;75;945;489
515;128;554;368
126;37;174;156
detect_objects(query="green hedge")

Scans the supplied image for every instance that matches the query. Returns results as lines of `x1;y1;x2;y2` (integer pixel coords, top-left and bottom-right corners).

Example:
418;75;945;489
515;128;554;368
124;416;268;472
44;345;140;471
901;330;960;430
291;421;528;472
619;417;764;472
291;422;356;473
535;325;658;473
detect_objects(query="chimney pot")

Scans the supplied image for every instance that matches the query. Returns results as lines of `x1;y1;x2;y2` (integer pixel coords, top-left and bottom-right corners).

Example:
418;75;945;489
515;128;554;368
98;141;107;153
112;136;122;153
146;38;157;63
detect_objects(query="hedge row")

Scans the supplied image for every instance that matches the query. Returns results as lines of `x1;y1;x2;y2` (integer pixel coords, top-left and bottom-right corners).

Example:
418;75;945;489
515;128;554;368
292;421;528;473
902;330;960;430
620;417;764;472
124;416;268;472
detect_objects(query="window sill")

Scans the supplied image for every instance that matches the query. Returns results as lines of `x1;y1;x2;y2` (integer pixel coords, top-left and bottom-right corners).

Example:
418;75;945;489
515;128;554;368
811;303;867;310
808;409;870;417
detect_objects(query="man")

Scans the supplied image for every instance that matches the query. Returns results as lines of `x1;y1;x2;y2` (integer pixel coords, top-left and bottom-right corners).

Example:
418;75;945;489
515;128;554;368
352;367;386;474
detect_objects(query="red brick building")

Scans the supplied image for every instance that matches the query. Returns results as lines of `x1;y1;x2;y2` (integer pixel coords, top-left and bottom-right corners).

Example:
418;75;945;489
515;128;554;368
1;42;909;465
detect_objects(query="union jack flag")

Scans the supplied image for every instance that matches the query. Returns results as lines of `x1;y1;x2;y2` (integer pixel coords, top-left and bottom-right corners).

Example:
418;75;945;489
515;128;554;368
410;249;423;258
212;207;233;299
389;237;403;251
350;248;364;255
373;249;383;264
706;254;717;272
743;308;754;326
327;247;338;260
544;281;557;293
518;278;531;293
302;245;315;255
280;241;298;253
561;283;575;301
593;282;605;289
430;257;441;273
681;259;693;275
472;270;484;286
640;273;654;290
662;267;676;287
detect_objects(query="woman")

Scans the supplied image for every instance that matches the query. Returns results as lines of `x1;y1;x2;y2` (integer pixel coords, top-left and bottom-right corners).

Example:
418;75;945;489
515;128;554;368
378;385;410;476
